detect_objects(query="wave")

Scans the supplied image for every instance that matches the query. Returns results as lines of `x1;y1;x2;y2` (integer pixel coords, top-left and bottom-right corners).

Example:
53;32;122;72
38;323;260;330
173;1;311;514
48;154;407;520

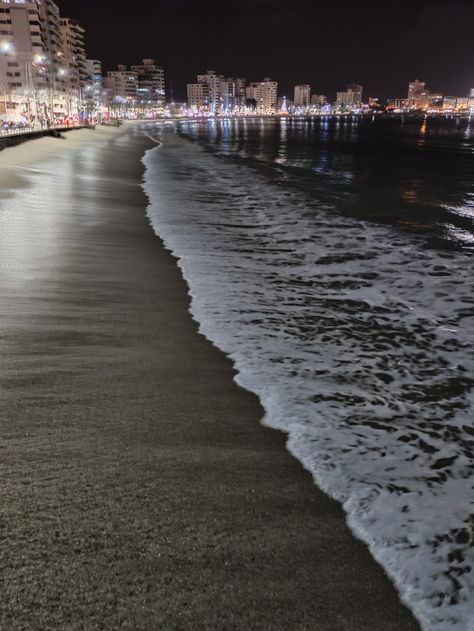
142;129;474;631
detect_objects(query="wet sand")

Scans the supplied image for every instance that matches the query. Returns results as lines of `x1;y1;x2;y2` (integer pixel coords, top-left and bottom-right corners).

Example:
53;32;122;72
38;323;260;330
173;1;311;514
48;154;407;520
0;124;421;630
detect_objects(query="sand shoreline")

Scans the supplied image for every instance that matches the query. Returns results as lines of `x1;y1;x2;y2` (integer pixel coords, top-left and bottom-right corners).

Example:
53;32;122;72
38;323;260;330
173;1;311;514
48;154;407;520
0;124;421;629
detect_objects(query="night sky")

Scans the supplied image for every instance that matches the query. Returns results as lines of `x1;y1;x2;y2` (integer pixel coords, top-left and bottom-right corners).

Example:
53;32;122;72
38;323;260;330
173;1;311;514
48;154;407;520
59;0;474;102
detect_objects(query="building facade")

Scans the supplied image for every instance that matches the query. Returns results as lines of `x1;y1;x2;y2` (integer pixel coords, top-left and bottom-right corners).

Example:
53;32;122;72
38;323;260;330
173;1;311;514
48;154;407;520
38;0;69;117
220;77;246;112
131;58;165;107
246;81;258;102
387;98;408;110
443;96;469;111
407;80;430;109
196;70;225;112
60;18;88;114
84;58;103;118
188;71;247;113
0;0;94;122
187;82;208;108
255;78;277;113
0;0;47;120
294;84;311;107
336;83;363;109
104;65;138;101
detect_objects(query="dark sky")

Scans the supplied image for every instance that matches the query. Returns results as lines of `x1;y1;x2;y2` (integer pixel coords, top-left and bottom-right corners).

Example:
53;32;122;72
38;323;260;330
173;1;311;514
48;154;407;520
59;0;473;102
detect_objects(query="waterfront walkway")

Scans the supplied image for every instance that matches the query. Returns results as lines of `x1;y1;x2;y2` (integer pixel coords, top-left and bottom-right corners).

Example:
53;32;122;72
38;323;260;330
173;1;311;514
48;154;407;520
0;124;92;150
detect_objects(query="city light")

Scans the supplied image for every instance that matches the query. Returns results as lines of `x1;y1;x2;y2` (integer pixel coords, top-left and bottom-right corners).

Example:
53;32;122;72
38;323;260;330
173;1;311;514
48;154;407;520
0;0;472;128
0;41;13;53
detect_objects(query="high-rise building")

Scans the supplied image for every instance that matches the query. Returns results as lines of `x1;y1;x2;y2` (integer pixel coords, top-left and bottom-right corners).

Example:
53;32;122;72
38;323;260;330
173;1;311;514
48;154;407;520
0;0;85;121
131;58;165;107
197;70;219;112
188;71;246;113
187;82;208;108
220;77;246;111
38;0;69;116
246;81;258;102
86;58;102;86
348;83;363;104
407;79;430;109
60;18;88;114
0;0;47;119
407;79;425;101
336;83;363;109
196;70;223;111
0;0;97;122
84;59;103;118
104;65;138;101
294;84;311;107
255;78;278;113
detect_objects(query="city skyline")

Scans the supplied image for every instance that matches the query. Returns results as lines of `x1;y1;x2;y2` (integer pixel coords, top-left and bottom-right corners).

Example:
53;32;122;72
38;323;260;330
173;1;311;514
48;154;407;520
59;0;474;101
0;0;472;125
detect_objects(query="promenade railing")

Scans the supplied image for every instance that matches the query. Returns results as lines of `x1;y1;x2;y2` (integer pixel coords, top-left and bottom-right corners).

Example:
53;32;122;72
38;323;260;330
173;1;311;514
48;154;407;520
0;123;86;138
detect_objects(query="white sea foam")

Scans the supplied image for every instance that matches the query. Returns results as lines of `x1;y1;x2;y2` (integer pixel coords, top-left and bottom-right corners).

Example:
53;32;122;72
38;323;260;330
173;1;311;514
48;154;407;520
142;130;474;631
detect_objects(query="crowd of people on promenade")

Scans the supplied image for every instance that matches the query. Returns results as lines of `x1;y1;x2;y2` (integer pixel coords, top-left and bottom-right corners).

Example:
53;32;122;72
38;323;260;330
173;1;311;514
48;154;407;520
0;114;88;135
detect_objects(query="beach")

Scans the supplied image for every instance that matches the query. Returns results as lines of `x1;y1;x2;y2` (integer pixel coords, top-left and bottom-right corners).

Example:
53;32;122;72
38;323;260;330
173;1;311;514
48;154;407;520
0;124;421;630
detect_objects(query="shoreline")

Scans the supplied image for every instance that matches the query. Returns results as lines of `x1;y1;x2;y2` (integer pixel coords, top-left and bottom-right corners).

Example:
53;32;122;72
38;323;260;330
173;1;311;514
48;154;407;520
0;125;421;629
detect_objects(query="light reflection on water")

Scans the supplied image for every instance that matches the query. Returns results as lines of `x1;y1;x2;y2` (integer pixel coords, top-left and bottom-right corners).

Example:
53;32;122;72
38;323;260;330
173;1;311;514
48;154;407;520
176;117;474;252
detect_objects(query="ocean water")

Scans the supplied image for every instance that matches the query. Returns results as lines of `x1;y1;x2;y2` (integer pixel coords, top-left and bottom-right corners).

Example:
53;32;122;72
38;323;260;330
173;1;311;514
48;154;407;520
142;118;474;631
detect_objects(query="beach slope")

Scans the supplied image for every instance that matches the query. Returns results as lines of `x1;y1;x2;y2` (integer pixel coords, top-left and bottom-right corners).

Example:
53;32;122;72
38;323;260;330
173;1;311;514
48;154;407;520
0;125;420;630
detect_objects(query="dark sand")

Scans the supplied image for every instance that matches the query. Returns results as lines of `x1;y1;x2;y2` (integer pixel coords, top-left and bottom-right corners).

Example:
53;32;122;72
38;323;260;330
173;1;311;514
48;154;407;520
0;125;421;630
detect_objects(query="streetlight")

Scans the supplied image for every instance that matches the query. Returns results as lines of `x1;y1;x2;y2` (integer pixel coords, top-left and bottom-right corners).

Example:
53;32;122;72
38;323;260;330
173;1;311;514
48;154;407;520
1;41;13;54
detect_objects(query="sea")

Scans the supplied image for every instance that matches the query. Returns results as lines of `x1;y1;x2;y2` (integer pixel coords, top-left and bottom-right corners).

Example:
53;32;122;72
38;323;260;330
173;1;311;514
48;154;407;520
142;117;474;631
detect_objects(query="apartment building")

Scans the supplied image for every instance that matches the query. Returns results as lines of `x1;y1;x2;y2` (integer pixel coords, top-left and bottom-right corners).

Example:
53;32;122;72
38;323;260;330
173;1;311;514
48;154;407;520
246;81;258;102
255;78;278;113
196;70;223;111
187;82;208;108
336;83;363;109
84;58;103;117
104;65;138;101
294;84;311;107
221;77;246;111
0;0;91;121
0;0;46;117
38;0;68;115
131;58;165;106
60;17;87;113
407;79;430;109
